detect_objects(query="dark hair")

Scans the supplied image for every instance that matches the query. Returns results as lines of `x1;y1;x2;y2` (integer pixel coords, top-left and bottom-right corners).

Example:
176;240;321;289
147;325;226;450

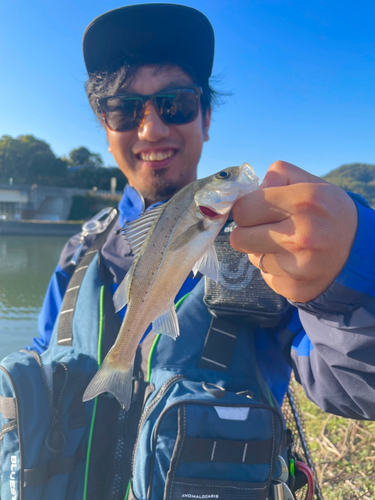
85;60;222;122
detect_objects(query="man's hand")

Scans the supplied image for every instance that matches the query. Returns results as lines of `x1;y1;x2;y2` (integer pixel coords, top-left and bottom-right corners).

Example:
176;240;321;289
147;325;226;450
230;161;358;303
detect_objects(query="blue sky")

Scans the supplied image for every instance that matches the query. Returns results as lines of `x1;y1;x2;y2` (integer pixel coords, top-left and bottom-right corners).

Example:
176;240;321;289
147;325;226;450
1;0;374;182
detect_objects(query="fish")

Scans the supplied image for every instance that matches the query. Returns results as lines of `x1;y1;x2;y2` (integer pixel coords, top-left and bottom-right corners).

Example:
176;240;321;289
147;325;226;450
82;163;259;409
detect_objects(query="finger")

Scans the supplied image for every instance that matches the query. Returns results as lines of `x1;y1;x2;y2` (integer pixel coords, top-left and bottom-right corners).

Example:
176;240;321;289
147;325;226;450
233;180;332;228
230;219;293;255
233;183;304;227
260;160;325;188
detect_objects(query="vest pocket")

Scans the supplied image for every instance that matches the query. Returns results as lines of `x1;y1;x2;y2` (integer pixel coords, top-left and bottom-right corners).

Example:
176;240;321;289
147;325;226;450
132;377;283;500
166;476;268;500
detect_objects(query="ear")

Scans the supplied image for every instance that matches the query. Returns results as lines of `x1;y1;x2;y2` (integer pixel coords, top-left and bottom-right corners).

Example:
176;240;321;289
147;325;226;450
202;107;212;142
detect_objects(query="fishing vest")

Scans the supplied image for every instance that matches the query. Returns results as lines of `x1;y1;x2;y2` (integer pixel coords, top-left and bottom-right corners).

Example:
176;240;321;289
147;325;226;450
0;209;317;500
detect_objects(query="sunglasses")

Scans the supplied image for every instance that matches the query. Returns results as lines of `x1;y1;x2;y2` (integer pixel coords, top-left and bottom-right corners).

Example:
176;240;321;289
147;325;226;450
98;86;203;132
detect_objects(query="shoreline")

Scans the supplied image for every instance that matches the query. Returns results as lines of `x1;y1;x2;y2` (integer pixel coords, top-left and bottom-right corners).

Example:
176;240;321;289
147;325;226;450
0;220;82;236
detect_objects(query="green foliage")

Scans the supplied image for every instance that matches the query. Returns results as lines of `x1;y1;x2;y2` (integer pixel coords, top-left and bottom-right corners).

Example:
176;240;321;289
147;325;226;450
0;134;68;184
65;166;126;191
68;193;119;221
0;134;127;190
68;146;104;168
323;163;375;207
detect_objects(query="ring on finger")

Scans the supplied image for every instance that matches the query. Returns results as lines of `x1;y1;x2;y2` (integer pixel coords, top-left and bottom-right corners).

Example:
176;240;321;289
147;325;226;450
259;254;269;274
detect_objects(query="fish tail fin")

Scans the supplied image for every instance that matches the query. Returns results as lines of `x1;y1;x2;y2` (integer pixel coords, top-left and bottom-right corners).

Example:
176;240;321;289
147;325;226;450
83;357;134;411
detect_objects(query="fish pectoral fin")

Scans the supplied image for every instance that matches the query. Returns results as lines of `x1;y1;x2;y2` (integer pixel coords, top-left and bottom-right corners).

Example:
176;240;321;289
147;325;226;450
113;270;132;312
169;220;205;252
82;356;134;411
192;245;220;282
152;305;180;340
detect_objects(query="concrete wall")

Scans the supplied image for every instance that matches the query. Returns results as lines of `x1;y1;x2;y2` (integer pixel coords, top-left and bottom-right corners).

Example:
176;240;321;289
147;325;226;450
0;184;123;221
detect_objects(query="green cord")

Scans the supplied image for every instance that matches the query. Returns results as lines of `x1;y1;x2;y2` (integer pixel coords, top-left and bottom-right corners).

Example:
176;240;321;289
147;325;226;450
290;457;295;476
175;292;191;310
147;333;161;382
83;285;105;500
124;480;131;500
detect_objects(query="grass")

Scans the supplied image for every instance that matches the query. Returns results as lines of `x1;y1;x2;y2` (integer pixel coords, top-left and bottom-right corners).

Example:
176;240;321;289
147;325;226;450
286;379;375;500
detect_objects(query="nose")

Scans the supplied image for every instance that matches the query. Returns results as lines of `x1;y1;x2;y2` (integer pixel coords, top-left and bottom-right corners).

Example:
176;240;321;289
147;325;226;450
137;101;170;141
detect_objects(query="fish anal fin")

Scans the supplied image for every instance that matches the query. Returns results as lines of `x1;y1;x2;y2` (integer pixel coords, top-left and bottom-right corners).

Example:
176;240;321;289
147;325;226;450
169;220;205;252
152;305;180;340
192;245;219;282
83;357;134;411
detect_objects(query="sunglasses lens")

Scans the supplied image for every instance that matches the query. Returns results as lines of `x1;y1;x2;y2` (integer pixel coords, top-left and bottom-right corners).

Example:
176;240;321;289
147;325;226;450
155;89;199;125
100;88;200;131
102;96;144;132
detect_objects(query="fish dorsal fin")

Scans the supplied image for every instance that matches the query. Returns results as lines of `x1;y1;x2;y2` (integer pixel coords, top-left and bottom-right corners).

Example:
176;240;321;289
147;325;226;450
122;205;165;259
113;269;132;313
192;245;220;282
153;304;180;340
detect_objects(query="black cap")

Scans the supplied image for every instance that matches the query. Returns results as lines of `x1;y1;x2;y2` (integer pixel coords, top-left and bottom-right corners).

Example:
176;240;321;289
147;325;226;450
83;3;215;84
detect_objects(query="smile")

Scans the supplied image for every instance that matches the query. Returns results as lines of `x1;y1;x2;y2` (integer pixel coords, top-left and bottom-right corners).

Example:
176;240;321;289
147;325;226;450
138;149;175;162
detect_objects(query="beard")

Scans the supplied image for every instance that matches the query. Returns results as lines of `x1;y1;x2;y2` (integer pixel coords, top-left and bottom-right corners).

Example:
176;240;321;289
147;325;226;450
140;168;182;204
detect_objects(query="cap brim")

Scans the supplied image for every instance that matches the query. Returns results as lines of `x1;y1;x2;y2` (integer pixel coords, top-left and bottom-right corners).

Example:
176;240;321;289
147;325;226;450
83;4;214;83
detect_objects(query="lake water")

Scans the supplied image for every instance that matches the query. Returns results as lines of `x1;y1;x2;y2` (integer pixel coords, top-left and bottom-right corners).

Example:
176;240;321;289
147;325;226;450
0;236;67;359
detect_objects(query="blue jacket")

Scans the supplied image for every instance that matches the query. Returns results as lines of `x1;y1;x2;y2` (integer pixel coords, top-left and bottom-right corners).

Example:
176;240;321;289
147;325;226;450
31;186;375;420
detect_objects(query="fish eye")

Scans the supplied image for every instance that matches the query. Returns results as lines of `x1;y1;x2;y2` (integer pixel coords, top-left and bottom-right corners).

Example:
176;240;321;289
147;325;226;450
215;170;232;180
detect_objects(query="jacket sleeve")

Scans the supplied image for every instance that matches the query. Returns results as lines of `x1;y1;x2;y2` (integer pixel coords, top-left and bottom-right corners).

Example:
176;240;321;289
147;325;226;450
276;194;375;420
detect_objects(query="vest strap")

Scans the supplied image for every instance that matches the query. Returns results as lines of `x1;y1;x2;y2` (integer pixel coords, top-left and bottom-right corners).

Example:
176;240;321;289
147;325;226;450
198;317;240;371
57;210;119;346
180;436;274;465
23;445;85;487
0;395;16;419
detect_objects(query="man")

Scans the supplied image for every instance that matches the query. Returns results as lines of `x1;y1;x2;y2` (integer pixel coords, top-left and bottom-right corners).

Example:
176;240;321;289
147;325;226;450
32;3;375;498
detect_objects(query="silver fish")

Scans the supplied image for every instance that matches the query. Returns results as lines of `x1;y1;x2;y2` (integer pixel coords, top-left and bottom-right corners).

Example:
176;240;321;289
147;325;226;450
83;163;258;409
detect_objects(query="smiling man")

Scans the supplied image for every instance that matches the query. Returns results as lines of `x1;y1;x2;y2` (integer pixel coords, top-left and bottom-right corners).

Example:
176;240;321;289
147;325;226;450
83;4;213;208
27;4;375;500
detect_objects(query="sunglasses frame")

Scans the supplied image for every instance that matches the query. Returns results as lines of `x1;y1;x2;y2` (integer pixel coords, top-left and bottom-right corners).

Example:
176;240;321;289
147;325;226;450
98;86;203;132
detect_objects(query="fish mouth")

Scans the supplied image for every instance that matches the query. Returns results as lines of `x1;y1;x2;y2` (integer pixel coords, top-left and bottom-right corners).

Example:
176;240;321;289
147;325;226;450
198;206;222;219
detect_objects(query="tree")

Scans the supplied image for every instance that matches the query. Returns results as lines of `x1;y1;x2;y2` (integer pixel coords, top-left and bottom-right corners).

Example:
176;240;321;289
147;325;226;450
68;147;104;168
323;163;375;207
0;134;67;183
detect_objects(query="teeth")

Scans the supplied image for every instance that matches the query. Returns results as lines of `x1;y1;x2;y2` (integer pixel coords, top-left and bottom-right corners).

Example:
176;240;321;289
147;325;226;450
140;150;174;161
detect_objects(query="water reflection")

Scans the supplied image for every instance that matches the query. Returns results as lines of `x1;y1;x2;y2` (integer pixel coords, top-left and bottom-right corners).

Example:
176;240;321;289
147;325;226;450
0;236;67;358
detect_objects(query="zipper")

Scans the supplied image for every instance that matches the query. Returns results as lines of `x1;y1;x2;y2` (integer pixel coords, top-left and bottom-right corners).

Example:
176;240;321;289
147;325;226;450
21;349;54;414
21;350;69;453
46;362;68;454
131;374;185;476
110;408;127;500
0;364;23;500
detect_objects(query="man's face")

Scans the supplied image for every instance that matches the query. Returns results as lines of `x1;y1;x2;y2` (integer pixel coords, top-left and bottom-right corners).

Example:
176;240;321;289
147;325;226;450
104;65;211;206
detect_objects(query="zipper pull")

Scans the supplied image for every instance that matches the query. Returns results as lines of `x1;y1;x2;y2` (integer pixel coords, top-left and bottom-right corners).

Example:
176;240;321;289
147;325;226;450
45;409;66;453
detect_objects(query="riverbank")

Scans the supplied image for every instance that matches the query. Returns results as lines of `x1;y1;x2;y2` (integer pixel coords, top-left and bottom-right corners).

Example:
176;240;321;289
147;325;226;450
0;219;82;236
